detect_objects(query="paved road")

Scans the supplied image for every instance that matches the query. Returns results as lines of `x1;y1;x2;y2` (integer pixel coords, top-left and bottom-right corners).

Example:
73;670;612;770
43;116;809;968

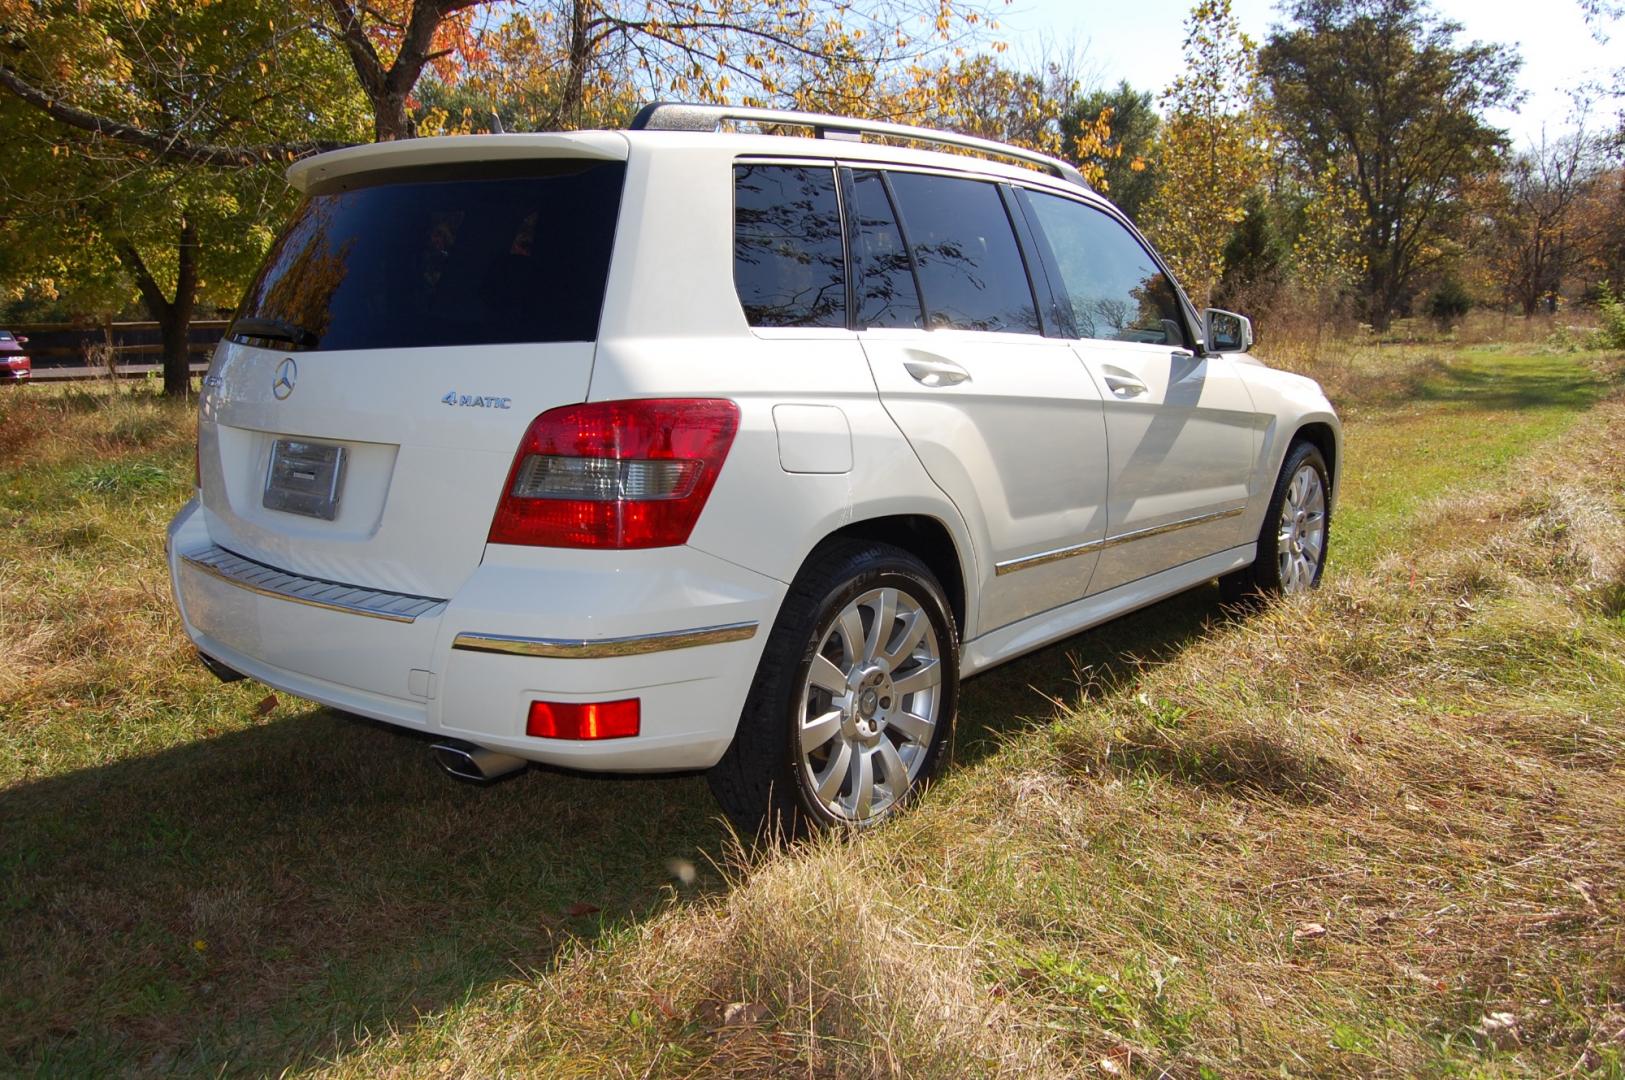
28;362;210;382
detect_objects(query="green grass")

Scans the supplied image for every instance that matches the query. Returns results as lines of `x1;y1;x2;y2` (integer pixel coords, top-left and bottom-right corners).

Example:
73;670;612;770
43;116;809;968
1332;348;1606;571
1;345;1620;1077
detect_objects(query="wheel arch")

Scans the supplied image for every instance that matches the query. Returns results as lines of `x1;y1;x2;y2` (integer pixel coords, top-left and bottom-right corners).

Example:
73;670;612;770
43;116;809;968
804;514;969;635
1289;418;1340;504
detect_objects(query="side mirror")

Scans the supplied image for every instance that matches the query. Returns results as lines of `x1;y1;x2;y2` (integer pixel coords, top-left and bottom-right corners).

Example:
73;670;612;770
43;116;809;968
14;335;27;345
1203;308;1252;353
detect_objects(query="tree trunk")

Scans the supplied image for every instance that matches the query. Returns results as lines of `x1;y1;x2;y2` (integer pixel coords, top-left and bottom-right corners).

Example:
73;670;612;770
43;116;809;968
112;215;199;398
162;217;199;396
553;0;594;129
156;306;193;396
374;92;412;141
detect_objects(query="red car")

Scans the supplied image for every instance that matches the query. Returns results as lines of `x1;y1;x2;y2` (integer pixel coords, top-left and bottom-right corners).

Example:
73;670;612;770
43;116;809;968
0;330;31;382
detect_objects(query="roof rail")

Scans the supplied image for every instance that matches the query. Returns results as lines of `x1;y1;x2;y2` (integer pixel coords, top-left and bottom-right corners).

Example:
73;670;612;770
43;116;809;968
628;102;1089;190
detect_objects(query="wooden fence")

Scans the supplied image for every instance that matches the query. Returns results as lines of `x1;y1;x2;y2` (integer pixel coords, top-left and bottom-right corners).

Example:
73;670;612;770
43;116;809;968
8;319;229;369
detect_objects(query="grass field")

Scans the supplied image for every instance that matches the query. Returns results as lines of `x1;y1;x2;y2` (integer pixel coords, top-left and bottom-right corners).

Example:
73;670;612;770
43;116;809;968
1;341;1621;1077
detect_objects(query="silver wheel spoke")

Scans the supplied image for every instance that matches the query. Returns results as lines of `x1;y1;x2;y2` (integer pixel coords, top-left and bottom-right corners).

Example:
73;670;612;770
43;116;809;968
837;605;866;664
892;658;941;697
852;748;875;819
808;655;848;696
876;738;909;797
816;740;853;803
801;709;843;752
881;609;928;669
888;709;934;745
866;588;896;664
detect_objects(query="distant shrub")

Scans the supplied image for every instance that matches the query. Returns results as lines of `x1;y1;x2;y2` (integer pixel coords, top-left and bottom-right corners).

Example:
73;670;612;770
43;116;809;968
1592;282;1625;350
1427;276;1472;329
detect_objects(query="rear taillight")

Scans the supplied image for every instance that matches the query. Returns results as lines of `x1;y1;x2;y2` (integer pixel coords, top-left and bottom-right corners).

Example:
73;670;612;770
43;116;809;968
527;699;640;740
488;399;740;548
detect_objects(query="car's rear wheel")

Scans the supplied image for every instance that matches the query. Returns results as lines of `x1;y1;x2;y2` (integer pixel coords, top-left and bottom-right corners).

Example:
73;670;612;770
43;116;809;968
709;540;958;837
1222;440;1331;601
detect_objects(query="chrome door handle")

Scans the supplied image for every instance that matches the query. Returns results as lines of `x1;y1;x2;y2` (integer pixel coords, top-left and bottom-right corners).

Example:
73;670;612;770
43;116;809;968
903;358;972;387
1103;373;1148;397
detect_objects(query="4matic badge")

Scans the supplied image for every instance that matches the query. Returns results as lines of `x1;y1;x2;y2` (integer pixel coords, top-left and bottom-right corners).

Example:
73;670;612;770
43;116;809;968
442;391;512;409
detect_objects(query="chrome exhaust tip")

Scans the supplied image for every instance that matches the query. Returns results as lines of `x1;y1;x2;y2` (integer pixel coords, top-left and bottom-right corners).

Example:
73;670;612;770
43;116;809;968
431;740;528;784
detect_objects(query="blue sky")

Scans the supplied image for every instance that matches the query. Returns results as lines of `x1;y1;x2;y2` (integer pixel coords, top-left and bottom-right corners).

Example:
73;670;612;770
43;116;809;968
997;0;1621;146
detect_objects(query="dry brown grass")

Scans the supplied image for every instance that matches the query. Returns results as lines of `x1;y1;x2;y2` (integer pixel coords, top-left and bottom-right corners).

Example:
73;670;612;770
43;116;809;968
4;354;1619;1076
0;384;207;779
308;395;1624;1077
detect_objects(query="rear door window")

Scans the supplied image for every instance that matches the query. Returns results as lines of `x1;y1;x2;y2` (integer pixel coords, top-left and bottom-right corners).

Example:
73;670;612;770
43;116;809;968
232;160;626;351
884;172;1039;334
733;164;847;329
1023;190;1189;348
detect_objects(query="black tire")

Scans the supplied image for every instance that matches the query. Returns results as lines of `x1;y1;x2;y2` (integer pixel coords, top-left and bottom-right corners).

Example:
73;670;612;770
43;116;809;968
708;539;959;838
1220;440;1332;602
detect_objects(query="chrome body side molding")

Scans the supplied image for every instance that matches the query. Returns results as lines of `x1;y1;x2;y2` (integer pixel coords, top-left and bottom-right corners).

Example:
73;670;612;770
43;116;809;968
451;621;759;659
994;505;1247;576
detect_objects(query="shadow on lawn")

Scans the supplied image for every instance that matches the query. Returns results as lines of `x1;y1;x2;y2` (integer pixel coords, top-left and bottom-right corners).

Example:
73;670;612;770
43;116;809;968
0;585;1227;1076
1418;354;1603;412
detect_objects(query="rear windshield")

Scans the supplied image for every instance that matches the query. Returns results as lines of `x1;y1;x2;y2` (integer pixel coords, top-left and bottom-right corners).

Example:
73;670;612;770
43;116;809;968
233;160;626;351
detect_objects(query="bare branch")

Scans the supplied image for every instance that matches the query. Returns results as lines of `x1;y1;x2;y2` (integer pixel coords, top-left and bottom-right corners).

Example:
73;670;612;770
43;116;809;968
0;64;350;168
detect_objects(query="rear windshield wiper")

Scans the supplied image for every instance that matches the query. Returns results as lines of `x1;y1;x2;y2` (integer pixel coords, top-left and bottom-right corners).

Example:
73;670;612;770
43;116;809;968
231;316;317;348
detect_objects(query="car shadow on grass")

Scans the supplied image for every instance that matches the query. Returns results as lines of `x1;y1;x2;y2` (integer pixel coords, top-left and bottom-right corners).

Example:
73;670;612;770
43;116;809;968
0;707;730;1075
953;584;1231;763
0;584;1232;1077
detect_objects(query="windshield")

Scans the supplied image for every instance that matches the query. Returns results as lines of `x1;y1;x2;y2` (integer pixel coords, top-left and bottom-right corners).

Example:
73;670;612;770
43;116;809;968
233;160;626;351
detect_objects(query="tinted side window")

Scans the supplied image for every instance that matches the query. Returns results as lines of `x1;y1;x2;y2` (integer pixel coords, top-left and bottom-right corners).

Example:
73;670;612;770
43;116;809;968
850;170;922;329
886;172;1039;334
733;165;846;328
1024;191;1188;347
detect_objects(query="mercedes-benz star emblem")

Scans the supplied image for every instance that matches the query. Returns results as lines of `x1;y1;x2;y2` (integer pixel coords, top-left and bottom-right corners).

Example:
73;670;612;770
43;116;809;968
272;357;297;400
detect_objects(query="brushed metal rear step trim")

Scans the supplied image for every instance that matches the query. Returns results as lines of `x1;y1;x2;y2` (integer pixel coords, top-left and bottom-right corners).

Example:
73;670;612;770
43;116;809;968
180;545;447;623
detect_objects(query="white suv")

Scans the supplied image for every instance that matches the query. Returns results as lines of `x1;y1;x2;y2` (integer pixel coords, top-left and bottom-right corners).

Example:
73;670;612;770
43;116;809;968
167;103;1340;832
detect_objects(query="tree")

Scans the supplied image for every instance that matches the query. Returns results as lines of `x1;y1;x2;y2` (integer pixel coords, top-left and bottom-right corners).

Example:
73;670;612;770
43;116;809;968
1140;0;1271;307
1260;0;1520;329
4;0;1005;153
0;1;365;393
1063;81;1159;219
1486;125;1609;315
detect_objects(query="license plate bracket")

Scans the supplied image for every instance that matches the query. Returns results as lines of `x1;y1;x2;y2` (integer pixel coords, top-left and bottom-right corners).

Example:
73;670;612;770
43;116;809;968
263;438;347;521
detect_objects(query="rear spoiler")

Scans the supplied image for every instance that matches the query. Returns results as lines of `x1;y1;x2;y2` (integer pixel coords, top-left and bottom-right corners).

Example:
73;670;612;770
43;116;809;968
285;132;630;194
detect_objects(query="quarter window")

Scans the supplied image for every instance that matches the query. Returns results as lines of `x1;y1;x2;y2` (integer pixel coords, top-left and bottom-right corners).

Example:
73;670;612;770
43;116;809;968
885;172;1039;334
733;165;846;328
849;170;923;329
1024;191;1188;347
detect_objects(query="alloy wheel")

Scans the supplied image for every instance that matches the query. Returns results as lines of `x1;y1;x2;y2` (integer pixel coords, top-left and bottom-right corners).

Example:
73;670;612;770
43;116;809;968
796;586;943;824
1277;463;1327;593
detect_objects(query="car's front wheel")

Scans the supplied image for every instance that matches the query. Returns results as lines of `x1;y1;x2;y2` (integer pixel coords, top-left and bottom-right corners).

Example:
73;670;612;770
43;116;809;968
1222;440;1331;600
709;540;958;836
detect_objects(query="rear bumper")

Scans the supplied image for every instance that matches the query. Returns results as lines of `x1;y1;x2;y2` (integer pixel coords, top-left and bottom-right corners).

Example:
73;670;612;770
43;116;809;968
167;498;784;771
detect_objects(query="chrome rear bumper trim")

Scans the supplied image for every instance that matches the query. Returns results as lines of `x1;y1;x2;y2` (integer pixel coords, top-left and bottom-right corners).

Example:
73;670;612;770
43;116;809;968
180;545;447;623
451;621;759;659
